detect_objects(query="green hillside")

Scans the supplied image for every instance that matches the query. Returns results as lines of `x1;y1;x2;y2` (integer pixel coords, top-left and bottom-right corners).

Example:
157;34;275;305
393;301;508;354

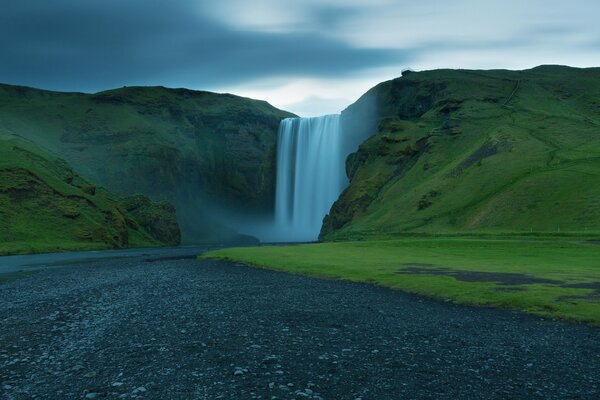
0;84;295;242
0;132;179;255
321;65;600;240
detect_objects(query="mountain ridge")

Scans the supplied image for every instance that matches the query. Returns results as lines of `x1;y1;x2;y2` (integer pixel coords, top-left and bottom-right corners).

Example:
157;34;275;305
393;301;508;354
0;83;296;242
321;65;600;240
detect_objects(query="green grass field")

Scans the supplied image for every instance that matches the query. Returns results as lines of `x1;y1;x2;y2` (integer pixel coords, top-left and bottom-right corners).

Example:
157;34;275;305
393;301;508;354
202;238;600;324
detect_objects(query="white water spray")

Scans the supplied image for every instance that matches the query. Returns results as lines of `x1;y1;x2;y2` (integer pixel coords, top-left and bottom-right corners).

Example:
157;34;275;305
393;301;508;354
273;115;347;242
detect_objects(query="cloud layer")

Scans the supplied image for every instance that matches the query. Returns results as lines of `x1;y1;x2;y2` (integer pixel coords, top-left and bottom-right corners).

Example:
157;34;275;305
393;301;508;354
2;0;599;115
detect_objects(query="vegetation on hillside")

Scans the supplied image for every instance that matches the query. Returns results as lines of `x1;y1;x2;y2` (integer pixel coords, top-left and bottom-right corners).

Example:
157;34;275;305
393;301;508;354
321;66;600;240
0;132;179;255
203;238;600;324
0;84;295;242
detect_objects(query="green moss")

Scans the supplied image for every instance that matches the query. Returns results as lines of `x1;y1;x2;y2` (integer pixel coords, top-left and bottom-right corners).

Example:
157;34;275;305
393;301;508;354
121;194;180;245
0;133;180;255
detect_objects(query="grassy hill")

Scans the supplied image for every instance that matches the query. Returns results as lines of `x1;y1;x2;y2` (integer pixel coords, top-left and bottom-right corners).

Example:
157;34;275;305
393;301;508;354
321;65;600;240
0;84;295;242
0;132;179;255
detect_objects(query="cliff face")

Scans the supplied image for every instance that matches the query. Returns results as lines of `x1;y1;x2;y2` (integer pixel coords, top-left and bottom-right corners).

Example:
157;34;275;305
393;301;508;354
0;84;295;242
0;133;179;255
321;66;600;240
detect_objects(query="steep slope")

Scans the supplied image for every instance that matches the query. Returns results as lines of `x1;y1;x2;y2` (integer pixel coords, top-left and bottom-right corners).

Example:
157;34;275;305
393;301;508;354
0;132;179;255
0;84;295;242
321;66;600;240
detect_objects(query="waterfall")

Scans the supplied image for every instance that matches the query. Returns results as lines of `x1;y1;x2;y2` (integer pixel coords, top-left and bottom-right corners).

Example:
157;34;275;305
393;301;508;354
273;115;347;242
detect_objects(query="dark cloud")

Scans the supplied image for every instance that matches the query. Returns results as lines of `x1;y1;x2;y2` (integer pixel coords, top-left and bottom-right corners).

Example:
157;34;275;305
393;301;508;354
0;0;409;92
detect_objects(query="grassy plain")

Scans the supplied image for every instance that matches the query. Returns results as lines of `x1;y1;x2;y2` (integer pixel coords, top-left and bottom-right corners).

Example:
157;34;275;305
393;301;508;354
203;237;600;324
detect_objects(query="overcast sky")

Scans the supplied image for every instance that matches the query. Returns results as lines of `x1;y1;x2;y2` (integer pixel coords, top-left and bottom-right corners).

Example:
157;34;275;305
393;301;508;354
2;0;599;116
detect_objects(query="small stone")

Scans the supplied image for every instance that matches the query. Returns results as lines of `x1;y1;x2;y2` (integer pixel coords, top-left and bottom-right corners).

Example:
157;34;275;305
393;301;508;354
132;386;147;394
85;393;98;399
84;371;97;378
233;367;244;376
112;382;124;387
262;355;278;365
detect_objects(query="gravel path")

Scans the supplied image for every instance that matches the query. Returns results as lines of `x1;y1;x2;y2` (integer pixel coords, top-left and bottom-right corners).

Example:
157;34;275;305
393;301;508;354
1;254;599;399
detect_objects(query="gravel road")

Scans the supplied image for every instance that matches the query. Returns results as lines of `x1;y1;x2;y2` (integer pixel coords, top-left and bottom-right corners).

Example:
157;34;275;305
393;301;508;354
1;252;599;399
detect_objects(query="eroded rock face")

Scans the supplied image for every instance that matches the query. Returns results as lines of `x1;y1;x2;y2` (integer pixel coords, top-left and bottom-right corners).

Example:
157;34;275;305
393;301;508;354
121;195;180;246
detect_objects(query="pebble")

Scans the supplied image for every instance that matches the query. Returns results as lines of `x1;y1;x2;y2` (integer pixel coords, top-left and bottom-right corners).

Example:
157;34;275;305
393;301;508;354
132;386;147;394
1;256;600;400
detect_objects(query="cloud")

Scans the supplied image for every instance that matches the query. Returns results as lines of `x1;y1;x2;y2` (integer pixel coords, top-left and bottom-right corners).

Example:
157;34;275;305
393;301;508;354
0;0;409;93
283;96;354;118
1;0;599;115
217;69;402;117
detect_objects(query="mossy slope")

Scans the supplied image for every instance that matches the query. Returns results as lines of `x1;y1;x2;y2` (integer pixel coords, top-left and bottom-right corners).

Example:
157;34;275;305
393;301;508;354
0;84;295;242
322;66;600;240
0;132;179;255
